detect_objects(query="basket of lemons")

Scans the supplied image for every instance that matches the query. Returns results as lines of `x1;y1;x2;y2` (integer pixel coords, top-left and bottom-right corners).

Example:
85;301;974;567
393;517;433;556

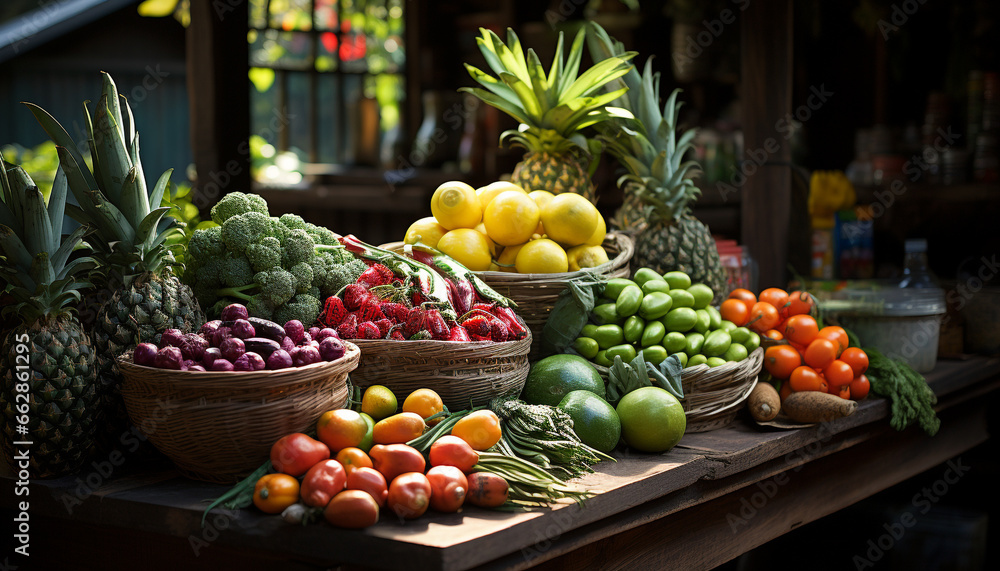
397;181;633;358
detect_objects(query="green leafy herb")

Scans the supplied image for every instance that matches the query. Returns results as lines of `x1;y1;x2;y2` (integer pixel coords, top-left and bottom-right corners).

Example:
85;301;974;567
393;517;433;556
864;347;940;436
607;351;684;406
540;273;605;357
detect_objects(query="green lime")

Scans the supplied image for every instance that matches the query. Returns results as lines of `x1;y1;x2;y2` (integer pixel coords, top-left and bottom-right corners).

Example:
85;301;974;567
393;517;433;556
706;357;728;367
693;309;711;333
724;342;749;362
687;354;708;368
558;390;621;454
358;412;375;452
687;284;714;309
361;385;398;421
633;267;665;287
615;386;686;453
729;327;752;345
663;271;692;290
594;349;612;367
662;307;698;332
717;320;738;333
671;352;689;367
574;337;600;359
668;289;696;308
641;279;671;295
663;331;687;353
522;354;606;406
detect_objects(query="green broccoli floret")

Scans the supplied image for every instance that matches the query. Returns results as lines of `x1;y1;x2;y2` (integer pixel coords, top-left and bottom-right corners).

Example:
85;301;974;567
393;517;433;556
328;259;367;296
193;257;225;289
279;213;307;231
290;262;313;294
307;286;321;299
216;267;296;308
193;280;220;310
221;255;255;288
282;228;316;266
269;217;290;243
315;243;354;265
187;226;225;263
274;294;322;327
247;236;282;273
305;223;339;246
210;192;269;225
221;211;272;254
247;298;275;320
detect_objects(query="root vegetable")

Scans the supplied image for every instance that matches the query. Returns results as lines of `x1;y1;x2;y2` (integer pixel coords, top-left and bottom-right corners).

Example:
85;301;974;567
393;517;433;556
748;382;781;422
781;391;857;423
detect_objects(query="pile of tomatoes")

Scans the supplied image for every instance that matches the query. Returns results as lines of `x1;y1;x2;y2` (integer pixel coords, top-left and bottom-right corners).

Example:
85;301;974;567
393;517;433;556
721;288;870;402
253;389;509;529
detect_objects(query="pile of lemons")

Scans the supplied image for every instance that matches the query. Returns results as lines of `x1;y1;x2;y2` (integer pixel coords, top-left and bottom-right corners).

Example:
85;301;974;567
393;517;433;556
404;181;609;274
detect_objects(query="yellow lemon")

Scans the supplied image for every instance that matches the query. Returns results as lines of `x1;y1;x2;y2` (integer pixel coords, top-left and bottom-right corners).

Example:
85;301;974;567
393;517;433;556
361;385;398;422
436;228;493;271
566;245;610;272
585;214;607;247
483;190;541;246
431;181;481;230
403;216;448;248
477;181;526;212
495;242;527;273
528;190;555;210
540;193;599;247
515;239;569;274
474;222;499;256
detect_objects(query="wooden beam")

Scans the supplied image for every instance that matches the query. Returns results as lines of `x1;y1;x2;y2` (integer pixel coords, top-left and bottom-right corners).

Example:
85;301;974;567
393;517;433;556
186;0;250;212
740;0;793;288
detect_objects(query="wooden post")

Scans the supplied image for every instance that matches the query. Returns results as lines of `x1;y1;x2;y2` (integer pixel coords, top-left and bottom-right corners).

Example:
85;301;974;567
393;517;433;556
186;0;250;213
740;0;792;288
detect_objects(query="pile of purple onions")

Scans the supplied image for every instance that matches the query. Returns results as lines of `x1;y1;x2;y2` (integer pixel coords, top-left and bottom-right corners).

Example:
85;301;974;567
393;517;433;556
132;303;348;372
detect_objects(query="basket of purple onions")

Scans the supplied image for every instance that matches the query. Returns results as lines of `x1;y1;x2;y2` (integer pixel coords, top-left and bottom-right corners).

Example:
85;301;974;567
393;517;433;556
117;303;360;483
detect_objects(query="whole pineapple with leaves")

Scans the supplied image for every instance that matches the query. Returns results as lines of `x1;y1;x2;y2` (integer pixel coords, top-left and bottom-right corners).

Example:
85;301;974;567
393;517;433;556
26;73;204;440
0;163;101;478
462;27;636;203
587;23;727;298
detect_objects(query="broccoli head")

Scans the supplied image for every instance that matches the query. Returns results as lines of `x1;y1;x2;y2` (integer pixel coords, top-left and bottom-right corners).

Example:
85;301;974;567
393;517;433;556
327;258;368;296
210;192;269;225
192;257;225;289
247;236;282;273
221;211;272;254
187;226;225;263
305;223;339;246
274;294;322;327
221;254;255;288
247;297;275;320
290;262;313;294
256;267;296;307
279;213;307;231
282;228;316;266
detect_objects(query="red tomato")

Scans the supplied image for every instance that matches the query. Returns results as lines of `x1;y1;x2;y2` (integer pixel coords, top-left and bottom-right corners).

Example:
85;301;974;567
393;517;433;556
270;433;330;477
429;435;480;473
803;338;837;370
817;326;849;357
335;447;373;476
763;329;784;341
850;374;871;400
427;465;469;513
784;314;819;346
299;459;347;508
786;290;815;316
324;490;380;529
720;298;751;327
748;302;780;332
764;345;802;380
465;472;509;508
346;466;388;507
759;288;790;318
789;366;825;392
369;444;426;483
824;360;855;387
387;472;432;519
840;347;870;377
728;288;758;306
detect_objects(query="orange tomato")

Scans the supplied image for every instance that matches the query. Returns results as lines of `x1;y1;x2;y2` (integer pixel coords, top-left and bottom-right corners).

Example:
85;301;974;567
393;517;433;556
324;489;380;529
335;447;373;476
720;298;751;327
728;288;758;306
840;347;870;377
465;472;509;508
317;409;369;453
829;382;851;399
817;326;849;357
786;290;815;316
429;435;480;473
748;302;780;332
758;288;790;318
803;338;837;370
387;472;432;519
253;473;300;514
427;465;469;513
373;412;427;445
789;366;825;392
784;314;819;346
763;329;784;341
369;444;426;483
850;374;871;400
451;410;502;451
402;388;445;426
779;380;793;401
824;360;855;387
764;345;802;379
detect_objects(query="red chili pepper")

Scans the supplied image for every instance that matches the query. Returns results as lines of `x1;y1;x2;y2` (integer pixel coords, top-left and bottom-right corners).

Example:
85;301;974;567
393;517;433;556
492;306;528;340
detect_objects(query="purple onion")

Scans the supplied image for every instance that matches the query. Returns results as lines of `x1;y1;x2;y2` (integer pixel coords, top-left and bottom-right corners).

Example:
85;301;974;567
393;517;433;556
309;340;320;349
266;349;293;370
212;326;233;347
202;347;222;368
299;332;312;346
284;320;305;344
315;328;339;342
245;352;266;371
154;346;184;370
181;359;196;370
292;345;322;367
232;353;255;371
187;364;207;372
160;329;185;348
210;359;235;372
232;319;256;340
280;336;295;352
308;326;321;340
221;303;250;322
200;320;222;336
180;333;209;361
133;343;159;366
318;337;346;362
220;337;245;361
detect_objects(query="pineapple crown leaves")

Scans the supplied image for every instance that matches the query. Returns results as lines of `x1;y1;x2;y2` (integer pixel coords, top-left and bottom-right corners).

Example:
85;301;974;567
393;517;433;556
461;27;638;154
586;22;702;223
23;71;181;282
0;162;97;323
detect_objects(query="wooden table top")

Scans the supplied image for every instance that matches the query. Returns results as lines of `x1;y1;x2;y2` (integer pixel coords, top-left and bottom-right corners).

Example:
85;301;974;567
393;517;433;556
3;356;998;571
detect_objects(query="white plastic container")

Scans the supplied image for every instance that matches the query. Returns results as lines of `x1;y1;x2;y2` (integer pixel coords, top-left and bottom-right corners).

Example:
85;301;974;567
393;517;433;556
821;286;946;373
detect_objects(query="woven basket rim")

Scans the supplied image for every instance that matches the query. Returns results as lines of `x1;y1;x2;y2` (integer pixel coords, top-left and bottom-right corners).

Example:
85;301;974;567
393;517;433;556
116;341;361;390
349;328;532;353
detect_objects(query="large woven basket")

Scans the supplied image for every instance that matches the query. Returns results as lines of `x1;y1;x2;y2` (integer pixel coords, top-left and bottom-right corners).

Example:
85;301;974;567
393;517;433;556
349;331;531;411
118;342;360;483
596;346;763;433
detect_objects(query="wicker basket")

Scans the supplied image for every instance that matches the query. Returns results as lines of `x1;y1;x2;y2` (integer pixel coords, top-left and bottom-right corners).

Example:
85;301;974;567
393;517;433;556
349;331;531;411
597;346;763;433
117;342;360;484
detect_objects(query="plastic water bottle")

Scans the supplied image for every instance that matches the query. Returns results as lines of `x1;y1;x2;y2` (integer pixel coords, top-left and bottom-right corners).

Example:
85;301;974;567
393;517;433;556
897;239;938;288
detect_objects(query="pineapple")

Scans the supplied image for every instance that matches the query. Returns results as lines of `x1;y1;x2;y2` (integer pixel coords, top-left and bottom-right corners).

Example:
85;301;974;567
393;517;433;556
462;27;636;203
25;73;204;443
588;23;728;298
0;163;101;478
